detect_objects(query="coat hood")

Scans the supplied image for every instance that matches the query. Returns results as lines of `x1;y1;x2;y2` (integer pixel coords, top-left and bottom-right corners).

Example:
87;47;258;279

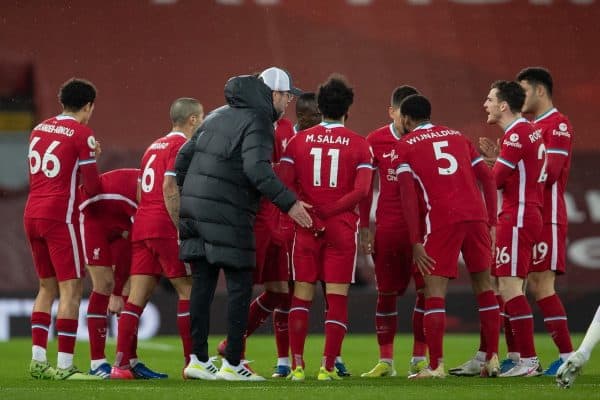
224;75;278;122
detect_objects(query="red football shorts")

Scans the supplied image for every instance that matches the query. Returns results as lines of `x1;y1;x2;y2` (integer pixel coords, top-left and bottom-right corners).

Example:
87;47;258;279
373;227;414;294
24;218;85;281
291;215;358;284
424;221;492;279
494;217;543;279
130;238;190;279
528;223;567;275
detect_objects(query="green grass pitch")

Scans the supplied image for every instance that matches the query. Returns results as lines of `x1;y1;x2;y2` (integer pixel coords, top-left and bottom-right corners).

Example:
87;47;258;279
0;334;598;400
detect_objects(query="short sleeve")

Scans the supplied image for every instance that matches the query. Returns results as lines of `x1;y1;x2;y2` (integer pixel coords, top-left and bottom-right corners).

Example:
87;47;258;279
546;119;572;158
356;139;374;170
165;139;185;177
467;138;484;167
496;131;524;170
77;126;97;167
394;141;412;175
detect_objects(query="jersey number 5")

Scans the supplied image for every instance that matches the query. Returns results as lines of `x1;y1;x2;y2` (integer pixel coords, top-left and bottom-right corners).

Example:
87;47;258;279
310;147;340;188
29;137;61;178
432;141;458;175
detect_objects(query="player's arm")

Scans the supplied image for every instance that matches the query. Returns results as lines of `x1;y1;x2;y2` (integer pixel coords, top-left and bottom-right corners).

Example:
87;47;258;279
545;124;571;185
396;163;435;274
492;136;523;189
358;172;375;254
470;141;498;226
174;132;198;188
163;174;180;228
78;132;102;196
318;165;373;219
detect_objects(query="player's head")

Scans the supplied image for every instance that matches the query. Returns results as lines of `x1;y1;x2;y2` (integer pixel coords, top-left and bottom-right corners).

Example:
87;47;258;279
484;80;525;125
58;78;96;123
170;98;204;136
295;92;321;131
317;74;354;121
260;67;302;120
389;85;419;132
399;94;431;134
516;67;553;114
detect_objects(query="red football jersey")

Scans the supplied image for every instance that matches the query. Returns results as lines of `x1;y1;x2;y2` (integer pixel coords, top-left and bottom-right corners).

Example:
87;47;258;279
366;124;404;229
281;122;373;216
274;118;295;162
24;115;98;224
394;123;488;235
79;168;139;232
494;118;545;227
534;108;572;226
131;132;187;241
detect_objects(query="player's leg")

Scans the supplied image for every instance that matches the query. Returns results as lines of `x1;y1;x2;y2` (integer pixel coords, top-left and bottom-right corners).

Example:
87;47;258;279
185;257;220;380
528;224;573;375
410;277;428;375
86;265;113;377
557;305;600;388
170;276;193;365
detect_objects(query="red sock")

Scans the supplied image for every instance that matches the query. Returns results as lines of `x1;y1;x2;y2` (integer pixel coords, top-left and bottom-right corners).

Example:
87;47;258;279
324;294;348;371
87;291;109;361
31;311;51;350
505;295;536;358
289;296;311;369
177;299;192;365
424;297;445;370
273;292;291;358
375;293;397;360
56;318;78;356
115;302;143;368
122;296;138;360
498;295;517;354
537;294;573;354
477;290;500;359
246;291;285;337
412;292;427;357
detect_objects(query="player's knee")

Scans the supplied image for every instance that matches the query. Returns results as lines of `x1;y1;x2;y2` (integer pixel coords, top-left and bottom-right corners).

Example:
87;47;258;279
38;279;58;298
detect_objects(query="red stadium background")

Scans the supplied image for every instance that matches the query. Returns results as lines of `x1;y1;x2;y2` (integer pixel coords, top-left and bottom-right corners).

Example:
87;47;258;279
0;0;599;338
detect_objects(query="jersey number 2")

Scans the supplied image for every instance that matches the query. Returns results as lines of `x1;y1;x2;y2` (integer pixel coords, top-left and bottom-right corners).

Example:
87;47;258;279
310;147;340;187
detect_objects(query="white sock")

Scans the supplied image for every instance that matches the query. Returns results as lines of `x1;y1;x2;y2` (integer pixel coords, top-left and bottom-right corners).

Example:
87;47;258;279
91;358;107;370
57;352;73;370
475;351;486;362
32;345;47;362
520;356;538;366
507;352;520;362
277;357;290;367
189;354;200;365
411;356;426;364
335;356;344;363
380;358;394;365
559;352;572;362
578;306;600;361
129;358;139;368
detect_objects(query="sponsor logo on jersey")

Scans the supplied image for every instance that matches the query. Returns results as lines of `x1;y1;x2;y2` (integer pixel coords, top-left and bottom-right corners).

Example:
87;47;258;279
386;168;398;182
87;135;97;150
553;129;571;138
503;139;522;148
382;149;399;162
510;133;519;142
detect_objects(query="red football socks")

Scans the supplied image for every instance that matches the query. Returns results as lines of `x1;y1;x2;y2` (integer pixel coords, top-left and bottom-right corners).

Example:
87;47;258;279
324;294;348;371
177;299;192;365
246;291;285;337
289;296;311;369
537;294;573;354
424;297;445;370
273;292;291;358
31;311;51;351
412;292;427;357
56;318;78;357
477;290;500;359
375;293;397;360
115;302;143;368
87;291;110;361
505;295;536;358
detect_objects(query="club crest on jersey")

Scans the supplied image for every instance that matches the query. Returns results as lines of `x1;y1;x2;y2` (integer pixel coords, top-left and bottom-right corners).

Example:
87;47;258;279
93;247;100;260
382;149;399;162
282;137;289;150
87;136;97;150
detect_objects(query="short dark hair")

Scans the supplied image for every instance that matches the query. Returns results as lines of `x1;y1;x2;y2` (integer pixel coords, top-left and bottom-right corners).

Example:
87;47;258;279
400;94;431;121
296;92;316;113
516;67;553;97
317;75;354;120
391;85;419;108
491;80;525;114
58;78;96;111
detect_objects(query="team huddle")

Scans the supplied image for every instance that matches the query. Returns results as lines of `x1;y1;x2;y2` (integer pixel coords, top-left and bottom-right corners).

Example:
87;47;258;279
23;66;593;386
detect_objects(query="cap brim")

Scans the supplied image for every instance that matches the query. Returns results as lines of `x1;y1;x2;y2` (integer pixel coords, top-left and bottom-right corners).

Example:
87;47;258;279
290;87;303;96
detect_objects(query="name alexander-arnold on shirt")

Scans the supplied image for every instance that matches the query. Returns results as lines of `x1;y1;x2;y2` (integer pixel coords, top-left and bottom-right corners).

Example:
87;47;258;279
405;129;460;145
305;134;350;146
34;123;75;137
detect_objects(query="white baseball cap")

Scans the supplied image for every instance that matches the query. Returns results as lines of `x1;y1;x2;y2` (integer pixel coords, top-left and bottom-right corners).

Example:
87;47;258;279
259;67;303;96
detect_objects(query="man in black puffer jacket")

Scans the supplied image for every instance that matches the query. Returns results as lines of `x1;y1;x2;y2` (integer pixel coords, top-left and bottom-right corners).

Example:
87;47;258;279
176;69;312;381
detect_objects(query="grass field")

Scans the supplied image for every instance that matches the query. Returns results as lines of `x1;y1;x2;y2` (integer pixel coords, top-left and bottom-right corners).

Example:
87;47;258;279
1;334;598;400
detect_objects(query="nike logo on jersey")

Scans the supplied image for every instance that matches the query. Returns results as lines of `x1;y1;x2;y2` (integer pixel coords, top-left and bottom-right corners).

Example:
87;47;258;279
382;150;399;162
532;259;545;265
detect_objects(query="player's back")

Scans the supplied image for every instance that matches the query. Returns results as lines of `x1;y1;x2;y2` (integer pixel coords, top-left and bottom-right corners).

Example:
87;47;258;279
535;109;572;225
285;122;371;211
79;168;139;224
25;115;97;224
396;124;487;231
132;132;187;241
367;124;404;227
497;118;544;222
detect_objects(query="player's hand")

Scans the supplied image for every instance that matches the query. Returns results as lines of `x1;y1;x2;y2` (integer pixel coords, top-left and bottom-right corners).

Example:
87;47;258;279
108;294;124;315
121;230;129;240
412;243;436;275
479;137;499;166
359;227;374;254
288;201;313;229
489;226;496;256
95;140;102;158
